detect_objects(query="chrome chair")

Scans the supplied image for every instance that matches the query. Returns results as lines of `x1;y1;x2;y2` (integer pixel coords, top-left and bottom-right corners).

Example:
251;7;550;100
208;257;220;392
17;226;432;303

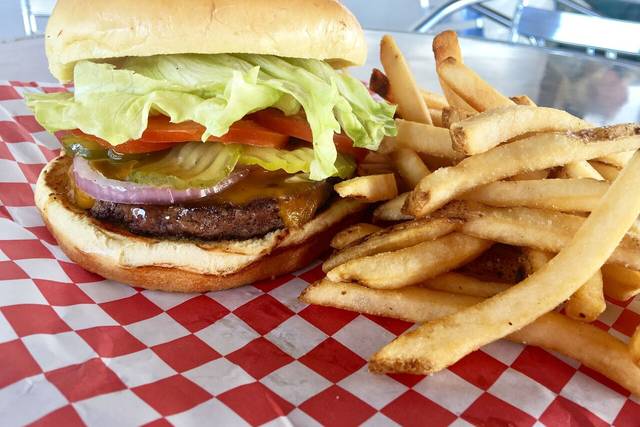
513;6;640;57
413;0;640;59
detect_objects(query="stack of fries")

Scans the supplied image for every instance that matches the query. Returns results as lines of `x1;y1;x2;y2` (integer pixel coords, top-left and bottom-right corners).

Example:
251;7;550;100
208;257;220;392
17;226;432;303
300;31;640;395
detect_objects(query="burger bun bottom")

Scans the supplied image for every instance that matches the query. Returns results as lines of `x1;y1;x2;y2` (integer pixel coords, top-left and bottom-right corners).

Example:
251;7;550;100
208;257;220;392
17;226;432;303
35;156;365;292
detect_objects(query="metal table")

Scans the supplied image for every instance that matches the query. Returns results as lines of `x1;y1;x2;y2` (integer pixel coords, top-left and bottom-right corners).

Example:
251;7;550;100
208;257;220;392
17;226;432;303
2;30;639;125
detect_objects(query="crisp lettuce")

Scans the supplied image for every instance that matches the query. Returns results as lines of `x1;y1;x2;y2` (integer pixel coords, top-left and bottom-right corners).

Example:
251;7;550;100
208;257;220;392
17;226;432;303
239;145;355;179
26;54;396;180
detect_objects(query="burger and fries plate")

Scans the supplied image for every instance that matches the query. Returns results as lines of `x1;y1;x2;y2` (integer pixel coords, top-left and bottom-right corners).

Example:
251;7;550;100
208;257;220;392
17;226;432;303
18;0;640;415
301;31;640;395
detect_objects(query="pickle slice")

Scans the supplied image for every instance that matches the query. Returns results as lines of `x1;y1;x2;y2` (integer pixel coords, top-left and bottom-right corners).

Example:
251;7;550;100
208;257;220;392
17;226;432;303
62;134;149;162
191;144;242;184
128;142;241;189
239;146;356;179
86;140;356;192
61;135;109;160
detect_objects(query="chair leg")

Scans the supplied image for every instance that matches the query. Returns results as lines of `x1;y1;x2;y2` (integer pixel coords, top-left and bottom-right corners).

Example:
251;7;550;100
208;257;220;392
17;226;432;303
413;0;489;33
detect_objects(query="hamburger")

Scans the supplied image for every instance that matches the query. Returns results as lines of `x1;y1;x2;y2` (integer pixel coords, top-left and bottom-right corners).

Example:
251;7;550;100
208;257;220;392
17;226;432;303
29;0;396;292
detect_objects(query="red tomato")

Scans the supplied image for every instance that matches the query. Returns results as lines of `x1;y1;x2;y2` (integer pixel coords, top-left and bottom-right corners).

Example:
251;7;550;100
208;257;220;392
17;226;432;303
72;111;369;161
141;116;289;148
71;130;177;154
74;116;290;153
250;108;369;161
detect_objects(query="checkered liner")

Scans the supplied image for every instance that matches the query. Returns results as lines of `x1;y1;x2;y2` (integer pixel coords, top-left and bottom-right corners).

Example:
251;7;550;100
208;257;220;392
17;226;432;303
0;80;638;427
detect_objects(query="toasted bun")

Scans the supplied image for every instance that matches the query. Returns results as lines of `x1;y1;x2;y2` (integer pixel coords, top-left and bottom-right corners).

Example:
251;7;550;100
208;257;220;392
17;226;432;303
35;156;365;292
46;0;366;82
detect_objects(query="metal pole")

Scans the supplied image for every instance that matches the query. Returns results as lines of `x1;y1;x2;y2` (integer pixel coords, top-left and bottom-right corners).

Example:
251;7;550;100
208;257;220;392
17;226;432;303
470;4;513;28
19;0;33;37
555;0;600;17
413;0;489;33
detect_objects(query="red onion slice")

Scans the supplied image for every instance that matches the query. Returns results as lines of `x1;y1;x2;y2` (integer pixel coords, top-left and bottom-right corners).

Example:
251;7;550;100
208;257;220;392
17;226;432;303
73;156;247;205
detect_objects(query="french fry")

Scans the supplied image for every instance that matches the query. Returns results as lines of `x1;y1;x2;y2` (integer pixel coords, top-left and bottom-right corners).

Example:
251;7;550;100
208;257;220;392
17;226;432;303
515;90;633;171
422;90;449;110
301;279;478;322
442;86;478;114
525;249;605;322
429;108;444;127
323;217;460;272
300;279;640;395
432;31;477;114
393;119;465;161
566;270;606;321
370;151;640;375
630;326;640;367
432;30;462;64
505;98;604;181
419;154;458;170
438;201;578;253
601;264;640;301
334;174;398;202
510;95;537;106
420;272;510;298
449;106;589;155
459;179;609;212
434;201;640;270
437;57;515;112
380;35;432;124
441;107;474;129
390;148;430;188
589;161;621;181
598;151;634;168
405;124;640;217
562;160;605;180
373;192;413;222
326;232;491;289
509;169;550;181
330;223;382;250
368;67;449;111
448;104;600;180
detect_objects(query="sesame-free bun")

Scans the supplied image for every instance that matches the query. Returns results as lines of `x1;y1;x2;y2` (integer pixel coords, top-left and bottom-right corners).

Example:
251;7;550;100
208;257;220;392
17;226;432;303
45;0;367;82
35;156;364;292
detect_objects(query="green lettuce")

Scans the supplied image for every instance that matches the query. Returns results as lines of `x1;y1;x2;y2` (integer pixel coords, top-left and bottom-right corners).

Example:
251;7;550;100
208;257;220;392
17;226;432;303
26;54;396;180
239;145;355;179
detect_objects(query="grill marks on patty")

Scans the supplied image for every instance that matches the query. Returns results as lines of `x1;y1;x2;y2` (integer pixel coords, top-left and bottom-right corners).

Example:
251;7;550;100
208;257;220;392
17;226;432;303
90;198;286;241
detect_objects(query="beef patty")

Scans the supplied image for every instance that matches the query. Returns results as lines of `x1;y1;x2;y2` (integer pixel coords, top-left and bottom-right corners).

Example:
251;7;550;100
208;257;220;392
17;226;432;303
91;198;286;241
89;175;333;241
86;164;334;241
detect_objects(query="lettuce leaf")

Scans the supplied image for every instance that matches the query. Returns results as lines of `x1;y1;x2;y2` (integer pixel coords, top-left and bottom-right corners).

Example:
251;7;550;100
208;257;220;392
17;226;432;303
239;145;355;179
26;54;396;180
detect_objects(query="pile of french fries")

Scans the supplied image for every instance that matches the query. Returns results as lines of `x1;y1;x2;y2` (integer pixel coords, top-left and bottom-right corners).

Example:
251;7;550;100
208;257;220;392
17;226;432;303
303;31;640;395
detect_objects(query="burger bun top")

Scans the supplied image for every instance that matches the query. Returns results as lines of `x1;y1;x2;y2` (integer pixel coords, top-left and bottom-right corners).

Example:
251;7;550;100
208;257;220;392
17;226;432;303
46;0;367;82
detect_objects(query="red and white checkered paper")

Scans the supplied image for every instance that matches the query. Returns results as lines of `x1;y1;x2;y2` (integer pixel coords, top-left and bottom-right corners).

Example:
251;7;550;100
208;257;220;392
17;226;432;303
0;80;639;427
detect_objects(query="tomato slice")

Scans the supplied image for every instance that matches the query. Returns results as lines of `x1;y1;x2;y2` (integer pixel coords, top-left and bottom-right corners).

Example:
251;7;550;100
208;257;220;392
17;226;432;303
71;116;290;154
71;112;369;162
71;130;177;154
250;108;369;161
140;116;289;148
